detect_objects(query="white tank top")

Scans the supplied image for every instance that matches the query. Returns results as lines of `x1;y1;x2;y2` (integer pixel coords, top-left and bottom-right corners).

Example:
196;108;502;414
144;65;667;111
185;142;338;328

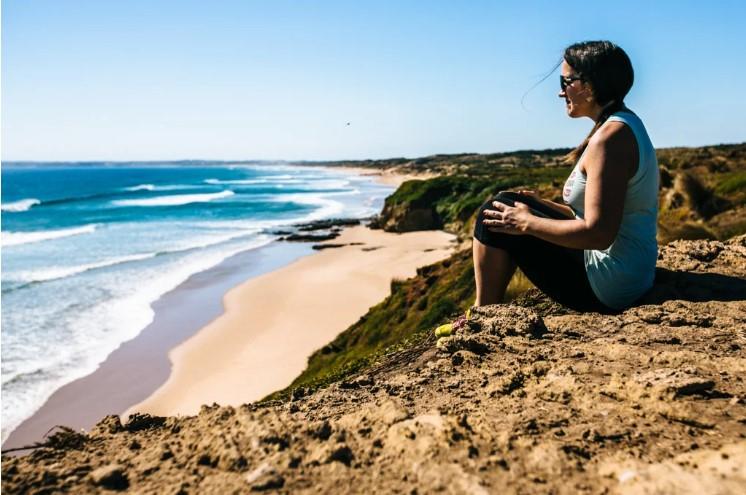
562;110;659;309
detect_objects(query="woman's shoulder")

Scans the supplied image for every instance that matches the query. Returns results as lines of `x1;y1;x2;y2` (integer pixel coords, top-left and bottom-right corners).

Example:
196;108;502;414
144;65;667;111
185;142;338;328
590;119;637;150
606;109;654;151
584;120;639;177
607;109;645;128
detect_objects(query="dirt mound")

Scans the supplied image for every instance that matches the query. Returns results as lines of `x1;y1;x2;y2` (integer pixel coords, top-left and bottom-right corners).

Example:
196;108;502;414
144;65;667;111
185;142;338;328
3;237;746;494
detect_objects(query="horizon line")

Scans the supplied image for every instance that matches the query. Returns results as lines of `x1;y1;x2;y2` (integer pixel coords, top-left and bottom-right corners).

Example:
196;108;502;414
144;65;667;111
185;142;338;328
2;141;743;165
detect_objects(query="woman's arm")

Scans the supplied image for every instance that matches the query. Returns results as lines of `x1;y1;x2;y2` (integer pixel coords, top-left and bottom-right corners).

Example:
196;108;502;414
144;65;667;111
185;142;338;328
483;122;637;250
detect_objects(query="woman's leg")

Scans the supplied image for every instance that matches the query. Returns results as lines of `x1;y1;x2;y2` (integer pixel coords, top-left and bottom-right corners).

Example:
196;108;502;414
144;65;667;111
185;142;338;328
472;194;536;306
471;193;611;312
473;237;516;305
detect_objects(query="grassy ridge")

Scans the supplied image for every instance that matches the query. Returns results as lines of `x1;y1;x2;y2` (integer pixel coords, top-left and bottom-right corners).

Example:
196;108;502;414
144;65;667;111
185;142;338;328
264;249;475;401
266;247;535;402
379;167;571;235
656;143;746;243
715;170;746;196
307;147;573;176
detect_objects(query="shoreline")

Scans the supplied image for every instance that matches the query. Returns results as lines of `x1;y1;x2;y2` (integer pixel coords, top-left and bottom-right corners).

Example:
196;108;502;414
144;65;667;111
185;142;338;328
127;225;456;418
330;165;438;187
2;241;317;450
2;167;440;450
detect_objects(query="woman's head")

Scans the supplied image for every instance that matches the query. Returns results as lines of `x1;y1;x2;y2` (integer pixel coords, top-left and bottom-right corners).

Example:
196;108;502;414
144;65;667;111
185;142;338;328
560;41;634;162
562;41;634;108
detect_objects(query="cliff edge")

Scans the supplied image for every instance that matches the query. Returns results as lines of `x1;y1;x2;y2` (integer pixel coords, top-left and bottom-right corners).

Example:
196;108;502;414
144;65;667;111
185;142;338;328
3;235;745;494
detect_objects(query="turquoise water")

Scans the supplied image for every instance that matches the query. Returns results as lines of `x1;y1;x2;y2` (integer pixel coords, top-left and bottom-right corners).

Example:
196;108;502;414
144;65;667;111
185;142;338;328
1;162;392;441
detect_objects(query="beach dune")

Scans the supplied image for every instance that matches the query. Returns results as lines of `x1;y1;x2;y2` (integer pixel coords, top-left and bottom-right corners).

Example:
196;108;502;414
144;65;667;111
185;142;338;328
127;225;457;417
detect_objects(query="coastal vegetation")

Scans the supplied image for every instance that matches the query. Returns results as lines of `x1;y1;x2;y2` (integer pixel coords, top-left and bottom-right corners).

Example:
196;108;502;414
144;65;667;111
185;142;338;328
269;142;746;401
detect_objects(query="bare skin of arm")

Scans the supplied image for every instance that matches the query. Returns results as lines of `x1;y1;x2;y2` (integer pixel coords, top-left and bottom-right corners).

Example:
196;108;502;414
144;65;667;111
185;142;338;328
482;121;638;250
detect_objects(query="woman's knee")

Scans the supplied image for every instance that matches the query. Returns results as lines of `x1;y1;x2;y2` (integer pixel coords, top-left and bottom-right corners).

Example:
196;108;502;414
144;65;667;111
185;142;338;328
473;197;515;248
473;198;496;235
474;194;517;227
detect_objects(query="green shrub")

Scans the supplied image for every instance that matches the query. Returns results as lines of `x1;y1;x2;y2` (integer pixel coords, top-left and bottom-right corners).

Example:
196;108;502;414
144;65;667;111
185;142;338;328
716;171;746;195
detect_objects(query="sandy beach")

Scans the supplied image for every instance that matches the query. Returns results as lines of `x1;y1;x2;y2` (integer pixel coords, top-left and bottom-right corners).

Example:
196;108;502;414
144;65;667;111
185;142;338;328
3;166;445;449
332;165;439;187
125;166;453;417
128;224;457;417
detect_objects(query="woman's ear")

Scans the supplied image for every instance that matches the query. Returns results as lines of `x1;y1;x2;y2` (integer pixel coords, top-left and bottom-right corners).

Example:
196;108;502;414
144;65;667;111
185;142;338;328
581;83;594;102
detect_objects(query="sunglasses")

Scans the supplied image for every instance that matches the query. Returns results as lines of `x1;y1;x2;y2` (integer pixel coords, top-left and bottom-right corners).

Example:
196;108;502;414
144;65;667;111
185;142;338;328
560;75;583;91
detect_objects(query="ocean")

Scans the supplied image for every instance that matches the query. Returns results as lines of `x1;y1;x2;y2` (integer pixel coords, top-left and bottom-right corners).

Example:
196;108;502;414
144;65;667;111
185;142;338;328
0;162;393;442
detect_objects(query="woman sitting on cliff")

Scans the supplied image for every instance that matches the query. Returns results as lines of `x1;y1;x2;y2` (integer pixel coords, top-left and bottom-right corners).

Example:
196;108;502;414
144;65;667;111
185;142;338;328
473;40;659;313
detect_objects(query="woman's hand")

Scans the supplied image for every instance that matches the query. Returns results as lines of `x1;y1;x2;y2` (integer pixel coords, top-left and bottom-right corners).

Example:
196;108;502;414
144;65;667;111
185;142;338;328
481;200;533;234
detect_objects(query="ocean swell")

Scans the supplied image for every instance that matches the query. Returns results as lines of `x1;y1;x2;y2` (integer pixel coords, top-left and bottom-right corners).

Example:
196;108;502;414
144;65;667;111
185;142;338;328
2;224;98;247
111;190;235;207
1;198;41;212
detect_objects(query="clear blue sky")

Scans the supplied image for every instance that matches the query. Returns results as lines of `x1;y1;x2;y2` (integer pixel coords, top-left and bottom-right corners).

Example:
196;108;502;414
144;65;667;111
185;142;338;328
3;0;745;161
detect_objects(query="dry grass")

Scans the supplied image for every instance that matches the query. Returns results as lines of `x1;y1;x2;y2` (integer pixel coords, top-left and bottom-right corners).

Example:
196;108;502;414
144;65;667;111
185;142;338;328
504;269;534;302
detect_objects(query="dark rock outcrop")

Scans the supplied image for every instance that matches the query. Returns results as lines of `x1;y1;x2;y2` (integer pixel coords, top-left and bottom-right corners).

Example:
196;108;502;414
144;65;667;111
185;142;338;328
375;203;442;232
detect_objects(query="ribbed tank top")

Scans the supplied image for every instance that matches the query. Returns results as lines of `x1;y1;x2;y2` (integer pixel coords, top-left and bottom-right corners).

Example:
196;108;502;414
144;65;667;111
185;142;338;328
562;110;659;309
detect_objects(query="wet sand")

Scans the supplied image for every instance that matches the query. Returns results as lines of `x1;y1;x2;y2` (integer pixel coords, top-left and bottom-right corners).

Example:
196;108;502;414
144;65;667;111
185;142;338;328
3;241;315;450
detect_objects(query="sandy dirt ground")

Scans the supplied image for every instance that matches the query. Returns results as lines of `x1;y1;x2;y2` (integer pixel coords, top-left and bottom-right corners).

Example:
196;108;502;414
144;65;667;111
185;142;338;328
3;236;745;494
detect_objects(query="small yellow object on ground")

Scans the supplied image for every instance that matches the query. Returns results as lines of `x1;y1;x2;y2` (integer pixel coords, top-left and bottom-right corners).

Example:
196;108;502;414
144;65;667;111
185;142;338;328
434;323;453;338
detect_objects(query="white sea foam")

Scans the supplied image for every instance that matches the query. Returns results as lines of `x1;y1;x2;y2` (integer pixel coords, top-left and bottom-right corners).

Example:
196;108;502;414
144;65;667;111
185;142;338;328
12;253;158;284
164;228;262;253
191;189;361;233
111;190;234;207
9;228;262;286
287;188;360;198
150;184;206;191
205;178;267;185
125;184;155;191
301;179;351;189
278;194;346;222
204;177;307;185
1;224;98;247
1;234;275;442
1;198;41;212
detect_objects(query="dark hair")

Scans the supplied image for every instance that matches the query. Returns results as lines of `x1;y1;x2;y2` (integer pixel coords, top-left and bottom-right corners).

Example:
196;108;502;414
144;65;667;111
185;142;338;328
563;41;634;164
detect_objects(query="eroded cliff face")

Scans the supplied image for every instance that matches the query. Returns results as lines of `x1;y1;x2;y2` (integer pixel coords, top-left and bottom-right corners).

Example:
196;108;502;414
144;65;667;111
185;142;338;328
3;236;745;494
376;201;443;232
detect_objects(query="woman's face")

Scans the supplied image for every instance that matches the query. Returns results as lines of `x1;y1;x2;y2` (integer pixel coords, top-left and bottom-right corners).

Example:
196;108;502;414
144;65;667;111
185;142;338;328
559;60;595;119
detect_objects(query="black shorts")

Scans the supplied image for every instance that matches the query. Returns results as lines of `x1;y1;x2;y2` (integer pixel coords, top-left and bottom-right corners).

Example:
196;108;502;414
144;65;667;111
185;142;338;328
473;192;614;313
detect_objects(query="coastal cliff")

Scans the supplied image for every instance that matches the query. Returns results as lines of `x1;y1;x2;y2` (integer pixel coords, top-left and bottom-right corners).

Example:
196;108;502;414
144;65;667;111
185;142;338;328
3;235;744;494
3;143;746;494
